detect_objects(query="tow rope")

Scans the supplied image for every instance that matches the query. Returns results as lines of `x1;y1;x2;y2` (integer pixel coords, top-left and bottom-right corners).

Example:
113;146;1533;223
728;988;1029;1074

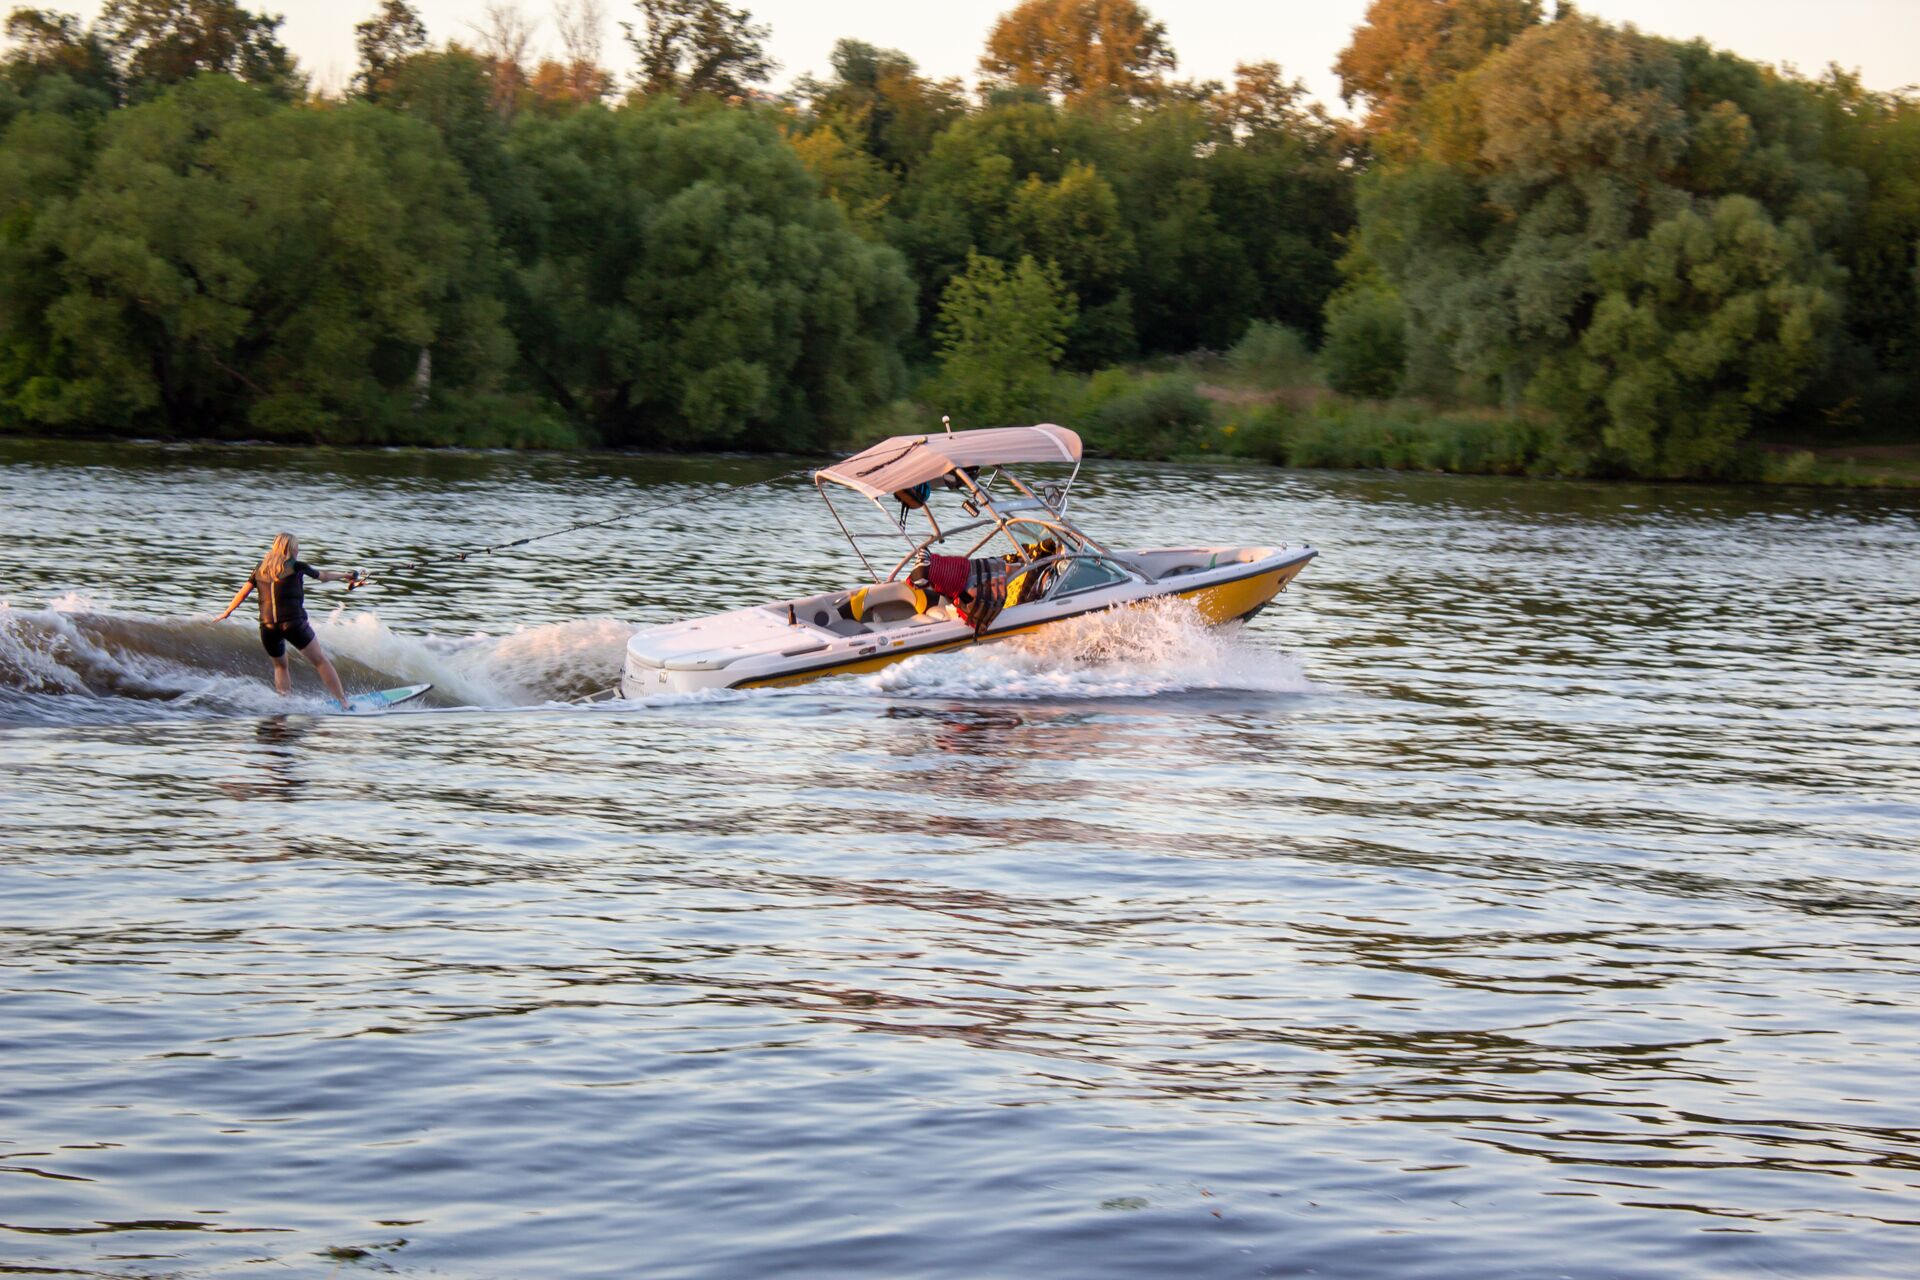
349;437;936;590
350;464;813;589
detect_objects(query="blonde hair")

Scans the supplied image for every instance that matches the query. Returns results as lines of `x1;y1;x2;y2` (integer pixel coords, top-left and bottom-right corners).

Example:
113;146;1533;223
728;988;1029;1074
256;532;299;582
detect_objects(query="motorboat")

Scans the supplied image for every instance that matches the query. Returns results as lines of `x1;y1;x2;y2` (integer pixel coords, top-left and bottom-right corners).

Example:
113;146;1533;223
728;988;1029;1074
618;424;1315;695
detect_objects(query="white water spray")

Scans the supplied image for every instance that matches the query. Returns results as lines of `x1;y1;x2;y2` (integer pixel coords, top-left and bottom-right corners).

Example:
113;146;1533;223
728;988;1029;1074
846;597;1315;701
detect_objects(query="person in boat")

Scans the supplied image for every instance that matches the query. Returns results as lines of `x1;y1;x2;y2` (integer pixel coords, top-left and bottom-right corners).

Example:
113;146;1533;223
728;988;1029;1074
215;533;360;708
911;553;1010;637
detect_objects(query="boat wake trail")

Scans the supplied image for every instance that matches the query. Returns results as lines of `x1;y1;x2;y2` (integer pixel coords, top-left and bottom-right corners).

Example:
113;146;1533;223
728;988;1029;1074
845;597;1314;702
0;595;633;726
1;595;1307;725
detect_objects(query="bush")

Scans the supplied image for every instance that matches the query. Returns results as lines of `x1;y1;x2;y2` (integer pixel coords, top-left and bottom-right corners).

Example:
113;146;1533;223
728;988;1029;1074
1066;366;1136;417
1279;399;1551;474
1321;288;1406;398
1070;371;1212;459
1217;402;1296;464
423;394;583;449
1225;321;1317;387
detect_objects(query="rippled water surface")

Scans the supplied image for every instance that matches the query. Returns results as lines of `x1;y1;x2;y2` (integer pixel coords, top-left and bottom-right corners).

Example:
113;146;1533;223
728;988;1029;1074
3;439;1919;1279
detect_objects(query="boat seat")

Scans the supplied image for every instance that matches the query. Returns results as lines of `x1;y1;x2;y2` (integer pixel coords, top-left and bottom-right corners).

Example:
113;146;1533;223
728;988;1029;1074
782;598;866;636
849;580;929;625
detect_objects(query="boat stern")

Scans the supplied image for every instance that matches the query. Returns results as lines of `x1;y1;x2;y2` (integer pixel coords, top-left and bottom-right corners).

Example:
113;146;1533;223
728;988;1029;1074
619;608;782;695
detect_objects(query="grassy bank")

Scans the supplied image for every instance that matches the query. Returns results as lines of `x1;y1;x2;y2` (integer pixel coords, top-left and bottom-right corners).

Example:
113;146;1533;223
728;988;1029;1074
959;331;1920;490
9;345;1917;491
1753;444;1920;490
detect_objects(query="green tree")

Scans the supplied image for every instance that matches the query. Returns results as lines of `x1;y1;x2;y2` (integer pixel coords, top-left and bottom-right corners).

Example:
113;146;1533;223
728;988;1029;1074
980;0;1176;103
785;42;969;246
384;45;514;217
895;100;1151;363
94;0;301;100
1432;17;1695;400
1342;10;1861;460
1207;148;1353;340
930;251;1076;426
2;7;119;103
1817;72;1920;424
894;82;1352;362
0;99;97;426
1539;196;1844;475
503;100;913;448
17;76;511;440
787;118;896;237
793;39;965;187
1091;101;1255;353
1004;158;1134;362
1089;65;1354;348
1005;160;1131;297
805;39;963;174
352;0;427;101
623;0;772;102
894;100;1088;345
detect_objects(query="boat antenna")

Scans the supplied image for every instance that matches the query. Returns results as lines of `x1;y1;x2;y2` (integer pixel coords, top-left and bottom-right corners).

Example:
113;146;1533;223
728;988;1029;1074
942;414;952;435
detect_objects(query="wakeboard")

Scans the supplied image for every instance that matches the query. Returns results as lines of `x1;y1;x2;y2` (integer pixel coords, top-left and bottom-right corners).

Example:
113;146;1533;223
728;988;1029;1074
344;683;433;714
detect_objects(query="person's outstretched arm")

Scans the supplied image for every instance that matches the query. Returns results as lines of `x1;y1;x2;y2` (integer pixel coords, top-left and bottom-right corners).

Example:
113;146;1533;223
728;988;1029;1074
215;580;254;621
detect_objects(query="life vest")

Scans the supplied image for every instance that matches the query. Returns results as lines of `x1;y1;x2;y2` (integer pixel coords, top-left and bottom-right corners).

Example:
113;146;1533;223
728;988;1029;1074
254;562;310;627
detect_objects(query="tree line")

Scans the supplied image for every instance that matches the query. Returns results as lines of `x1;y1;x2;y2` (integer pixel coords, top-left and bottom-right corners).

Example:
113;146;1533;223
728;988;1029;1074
0;0;1913;478
1325;0;1919;478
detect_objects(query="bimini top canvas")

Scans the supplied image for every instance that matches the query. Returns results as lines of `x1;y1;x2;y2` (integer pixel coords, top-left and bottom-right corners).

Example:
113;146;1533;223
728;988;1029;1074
815;425;1083;499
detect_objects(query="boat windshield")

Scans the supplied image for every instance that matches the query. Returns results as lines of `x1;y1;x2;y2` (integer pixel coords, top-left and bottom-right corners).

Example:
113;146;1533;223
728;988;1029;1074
1050;557;1130;597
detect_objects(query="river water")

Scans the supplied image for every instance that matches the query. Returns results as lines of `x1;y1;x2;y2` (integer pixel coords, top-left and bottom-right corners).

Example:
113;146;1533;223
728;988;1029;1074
2;438;1917;1279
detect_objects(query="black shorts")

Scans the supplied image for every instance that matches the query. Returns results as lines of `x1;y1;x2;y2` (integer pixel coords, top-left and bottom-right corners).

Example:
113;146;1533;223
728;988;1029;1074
260;619;316;658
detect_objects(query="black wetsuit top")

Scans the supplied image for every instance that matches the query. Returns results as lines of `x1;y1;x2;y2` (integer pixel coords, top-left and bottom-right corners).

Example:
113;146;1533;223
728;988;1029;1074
253;561;318;627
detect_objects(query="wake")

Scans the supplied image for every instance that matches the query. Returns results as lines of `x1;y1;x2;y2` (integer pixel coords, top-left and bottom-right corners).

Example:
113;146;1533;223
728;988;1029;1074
0;594;633;726
1;594;1312;726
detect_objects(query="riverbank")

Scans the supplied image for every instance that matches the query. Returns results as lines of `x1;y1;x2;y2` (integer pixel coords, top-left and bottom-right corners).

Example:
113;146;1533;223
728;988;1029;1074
1015;336;1920;489
1182;390;1920;491
7;352;1916;491
9;414;1917;490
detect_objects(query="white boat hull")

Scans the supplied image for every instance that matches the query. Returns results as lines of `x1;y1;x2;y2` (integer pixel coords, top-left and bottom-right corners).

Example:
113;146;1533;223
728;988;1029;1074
619;545;1313;696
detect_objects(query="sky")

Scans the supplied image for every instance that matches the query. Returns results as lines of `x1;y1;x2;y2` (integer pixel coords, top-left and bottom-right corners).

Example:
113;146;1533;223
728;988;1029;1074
36;1;1920;107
